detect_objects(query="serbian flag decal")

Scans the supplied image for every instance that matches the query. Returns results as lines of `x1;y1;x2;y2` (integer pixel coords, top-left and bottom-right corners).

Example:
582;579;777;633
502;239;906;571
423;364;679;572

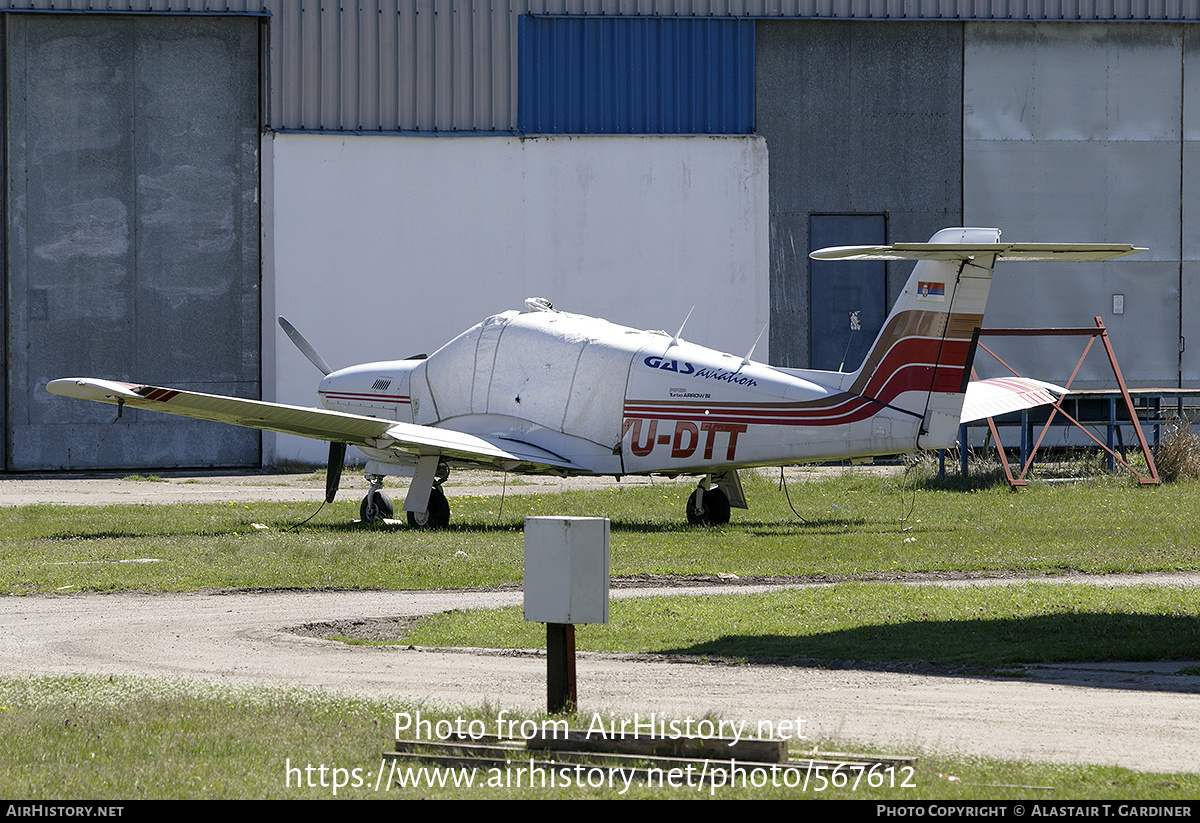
916;281;945;302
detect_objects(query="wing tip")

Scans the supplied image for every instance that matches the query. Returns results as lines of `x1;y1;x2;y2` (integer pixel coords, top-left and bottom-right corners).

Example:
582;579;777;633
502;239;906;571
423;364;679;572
47;378;143;402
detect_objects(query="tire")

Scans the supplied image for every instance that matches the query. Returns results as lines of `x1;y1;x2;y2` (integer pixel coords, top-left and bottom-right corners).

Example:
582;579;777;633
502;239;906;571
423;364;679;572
686;488;707;525
703;488;731;525
407;486;451;529
686;487;730;526
360;489;393;523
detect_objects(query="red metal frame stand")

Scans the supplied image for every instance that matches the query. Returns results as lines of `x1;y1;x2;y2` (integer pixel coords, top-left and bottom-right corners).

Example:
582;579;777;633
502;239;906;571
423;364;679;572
971;317;1160;487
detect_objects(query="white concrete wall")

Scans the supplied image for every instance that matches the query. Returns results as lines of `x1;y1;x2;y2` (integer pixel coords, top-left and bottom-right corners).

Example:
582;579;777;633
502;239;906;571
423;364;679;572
266;133;769;464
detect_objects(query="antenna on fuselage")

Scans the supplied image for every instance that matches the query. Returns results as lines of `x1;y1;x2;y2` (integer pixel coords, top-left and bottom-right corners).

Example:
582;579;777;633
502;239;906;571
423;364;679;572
740;322;769;368
670;306;695;349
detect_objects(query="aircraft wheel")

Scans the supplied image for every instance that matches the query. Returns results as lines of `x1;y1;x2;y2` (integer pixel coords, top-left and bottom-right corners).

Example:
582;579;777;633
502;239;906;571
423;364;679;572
686;487;730;526
407;486;451;529
360;489;393;523
686;488;707;525
703;488;731;525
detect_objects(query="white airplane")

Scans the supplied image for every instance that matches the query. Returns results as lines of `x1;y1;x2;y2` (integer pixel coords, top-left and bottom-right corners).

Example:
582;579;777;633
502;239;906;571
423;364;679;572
48;228;1144;527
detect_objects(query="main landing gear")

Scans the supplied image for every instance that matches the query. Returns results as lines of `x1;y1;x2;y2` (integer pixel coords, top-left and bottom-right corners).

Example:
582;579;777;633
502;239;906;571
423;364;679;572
686;477;731;526
359;471;452;529
406;485;450;529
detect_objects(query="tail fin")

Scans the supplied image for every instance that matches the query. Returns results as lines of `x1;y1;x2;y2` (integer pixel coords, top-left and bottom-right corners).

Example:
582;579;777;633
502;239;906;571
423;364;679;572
810;227;1146;449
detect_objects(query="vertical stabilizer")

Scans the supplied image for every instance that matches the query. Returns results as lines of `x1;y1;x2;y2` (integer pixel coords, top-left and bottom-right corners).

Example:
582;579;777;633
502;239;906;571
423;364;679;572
809;228;1145;450
813;228;1002;449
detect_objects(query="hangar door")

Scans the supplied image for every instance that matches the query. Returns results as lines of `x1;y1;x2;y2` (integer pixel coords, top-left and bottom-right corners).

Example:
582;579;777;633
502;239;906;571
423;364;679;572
808;214;888;372
5;14;261;470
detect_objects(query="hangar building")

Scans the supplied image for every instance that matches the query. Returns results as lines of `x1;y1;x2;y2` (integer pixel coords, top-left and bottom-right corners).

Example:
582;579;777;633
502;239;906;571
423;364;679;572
6;0;1197;469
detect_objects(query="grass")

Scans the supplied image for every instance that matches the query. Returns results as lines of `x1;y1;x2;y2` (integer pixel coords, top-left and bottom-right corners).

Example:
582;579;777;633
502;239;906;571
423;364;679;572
397;583;1200;666
3;469;1199;798
2;676;1197;800
2;472;1199;594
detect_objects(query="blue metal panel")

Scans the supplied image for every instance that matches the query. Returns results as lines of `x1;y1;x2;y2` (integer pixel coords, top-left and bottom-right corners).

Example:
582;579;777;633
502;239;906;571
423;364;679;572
518;16;755;134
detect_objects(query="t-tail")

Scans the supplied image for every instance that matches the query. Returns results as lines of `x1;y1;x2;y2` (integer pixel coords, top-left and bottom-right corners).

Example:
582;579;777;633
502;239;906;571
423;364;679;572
810;227;1147;450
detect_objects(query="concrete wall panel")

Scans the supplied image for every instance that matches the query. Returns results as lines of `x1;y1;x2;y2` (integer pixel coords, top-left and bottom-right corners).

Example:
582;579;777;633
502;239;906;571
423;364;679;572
980;261;1179;390
1181;31;1200;385
966;141;1180;258
965;24;1182;143
9;14;261;470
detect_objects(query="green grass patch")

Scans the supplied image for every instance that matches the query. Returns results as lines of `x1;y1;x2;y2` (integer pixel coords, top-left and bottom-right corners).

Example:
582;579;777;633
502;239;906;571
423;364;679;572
1;676;1195;799
4;475;1199;796
2;473;1199;594
398;583;1200;666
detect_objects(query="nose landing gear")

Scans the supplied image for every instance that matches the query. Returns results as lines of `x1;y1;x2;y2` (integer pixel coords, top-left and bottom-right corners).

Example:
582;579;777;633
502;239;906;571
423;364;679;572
360;475;394;523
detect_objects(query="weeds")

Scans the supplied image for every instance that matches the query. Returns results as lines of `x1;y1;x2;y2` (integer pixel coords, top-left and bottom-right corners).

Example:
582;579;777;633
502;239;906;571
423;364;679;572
1155;414;1200;482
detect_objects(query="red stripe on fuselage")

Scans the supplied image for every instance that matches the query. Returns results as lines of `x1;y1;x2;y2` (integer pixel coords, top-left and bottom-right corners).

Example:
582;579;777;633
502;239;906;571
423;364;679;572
859;337;970;401
624;394;879;426
624;332;973;428
625;393;888;427
319;391;411;404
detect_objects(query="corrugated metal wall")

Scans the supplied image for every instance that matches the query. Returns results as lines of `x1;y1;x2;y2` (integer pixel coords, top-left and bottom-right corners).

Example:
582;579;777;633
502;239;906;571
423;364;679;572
2;1;1199;133
964;22;1192;389
518;16;754;134
522;0;1200;16
269;0;518;132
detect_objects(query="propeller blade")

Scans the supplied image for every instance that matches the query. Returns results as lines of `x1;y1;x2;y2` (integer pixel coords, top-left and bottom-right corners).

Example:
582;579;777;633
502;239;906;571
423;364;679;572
325;442;346;504
278;316;333;376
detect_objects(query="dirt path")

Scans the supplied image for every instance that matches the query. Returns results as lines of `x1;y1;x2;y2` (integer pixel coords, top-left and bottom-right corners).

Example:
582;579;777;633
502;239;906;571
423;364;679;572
2;585;1198;775
0;465;877;507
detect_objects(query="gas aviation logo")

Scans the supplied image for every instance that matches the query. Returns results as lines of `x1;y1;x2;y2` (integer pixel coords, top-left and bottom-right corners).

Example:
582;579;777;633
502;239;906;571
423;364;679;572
643;356;759;388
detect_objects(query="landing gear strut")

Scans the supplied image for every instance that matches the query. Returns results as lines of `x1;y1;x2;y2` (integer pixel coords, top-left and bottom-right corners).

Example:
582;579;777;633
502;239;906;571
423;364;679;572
686;478;731;526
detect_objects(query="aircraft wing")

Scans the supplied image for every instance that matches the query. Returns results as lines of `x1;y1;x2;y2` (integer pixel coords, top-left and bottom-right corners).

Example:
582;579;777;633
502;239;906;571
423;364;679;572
45;378;578;472
810;242;1147;262
960;377;1067;424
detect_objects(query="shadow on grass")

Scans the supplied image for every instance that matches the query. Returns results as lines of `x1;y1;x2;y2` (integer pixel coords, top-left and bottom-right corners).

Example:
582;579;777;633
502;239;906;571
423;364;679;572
910;448;1137;492
292;515;875;535
35;515;875;541
42;529;239;541
658;613;1200;693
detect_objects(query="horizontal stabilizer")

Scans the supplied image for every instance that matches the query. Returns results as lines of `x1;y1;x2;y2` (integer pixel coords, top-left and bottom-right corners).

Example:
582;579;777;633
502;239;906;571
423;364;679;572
811;242;1146;263
960;377;1067;424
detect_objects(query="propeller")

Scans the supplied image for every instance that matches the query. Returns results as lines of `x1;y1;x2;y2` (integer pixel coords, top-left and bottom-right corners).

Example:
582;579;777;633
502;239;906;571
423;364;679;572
278;316;345;502
325;442;346;504
278;316;333;376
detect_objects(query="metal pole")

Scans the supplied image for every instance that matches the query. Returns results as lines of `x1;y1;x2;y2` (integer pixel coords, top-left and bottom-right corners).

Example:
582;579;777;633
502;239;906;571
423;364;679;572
547;623;576;714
